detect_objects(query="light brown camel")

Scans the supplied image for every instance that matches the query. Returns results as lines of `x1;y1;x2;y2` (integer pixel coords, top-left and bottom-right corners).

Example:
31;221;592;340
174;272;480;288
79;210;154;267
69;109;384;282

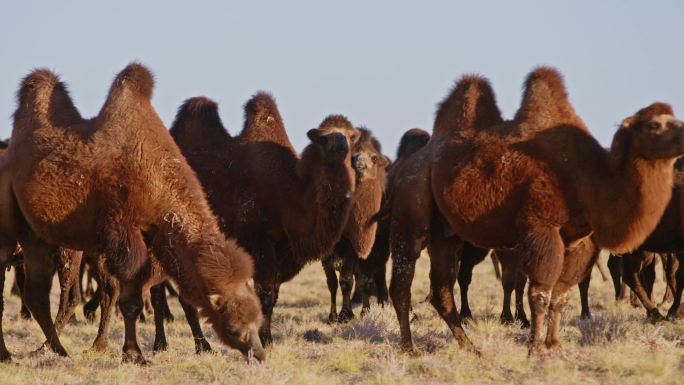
322;127;389;322
0;63;264;364
387;67;684;355
171;93;359;344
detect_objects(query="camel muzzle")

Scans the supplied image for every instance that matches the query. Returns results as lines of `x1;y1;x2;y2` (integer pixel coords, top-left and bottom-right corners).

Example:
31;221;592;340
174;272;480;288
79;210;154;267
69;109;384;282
328;133;349;155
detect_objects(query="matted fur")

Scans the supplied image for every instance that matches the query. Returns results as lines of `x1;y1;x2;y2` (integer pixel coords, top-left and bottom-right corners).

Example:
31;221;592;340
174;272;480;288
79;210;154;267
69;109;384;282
1;63;263;361
171;91;358;343
386;66;684;356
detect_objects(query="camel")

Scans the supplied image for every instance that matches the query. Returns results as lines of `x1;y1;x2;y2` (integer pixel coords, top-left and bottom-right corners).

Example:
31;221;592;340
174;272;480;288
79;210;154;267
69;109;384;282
605;181;684;320
0;63;264;364
386;67;684;355
171;93;359;344
349;128;431;313
322;127;389;322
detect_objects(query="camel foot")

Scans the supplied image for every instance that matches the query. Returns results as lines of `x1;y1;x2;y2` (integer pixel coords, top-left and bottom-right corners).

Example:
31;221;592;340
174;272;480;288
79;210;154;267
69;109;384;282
666;310;680;322
460;308;473;322
194;339;212;354
647;308;665;323
328;311;338;324
518;318;531;329
153;340;168;353
83;308;97;323
122;351;149;366
0;351;11;363
85;340;108;354
500;312;514;325
259;331;273;347
20;307;31;320
360;307;370;318
337;309;355;323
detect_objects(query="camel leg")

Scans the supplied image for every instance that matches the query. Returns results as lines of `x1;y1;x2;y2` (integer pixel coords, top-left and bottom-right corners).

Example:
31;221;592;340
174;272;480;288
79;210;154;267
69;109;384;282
151;283;168;352
520;227;564;356
544;282;572;351
53;250;83;334
22;239;68;357
254;277;280;346
514;271;530;328
88;254;118;353
499;258;515;324
354;269;373;315
578;273;591;320
322;255;339;323
14;263;31;319
643;259;656;304
491;252;502;281
666;255;683;320
177;296;212;353
457;245;479;321
337;242;357;322
161;286;174;323
83;286;101;323
607;254;624;301
0;263;10;362
119;275;147;365
622;251;663;321
661;254;675;305
427;225;478;354
374;264;389;306
389;245;420;352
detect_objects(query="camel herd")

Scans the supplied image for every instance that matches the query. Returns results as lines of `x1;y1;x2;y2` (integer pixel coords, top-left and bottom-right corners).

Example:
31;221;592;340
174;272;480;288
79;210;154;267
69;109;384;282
0;62;683;365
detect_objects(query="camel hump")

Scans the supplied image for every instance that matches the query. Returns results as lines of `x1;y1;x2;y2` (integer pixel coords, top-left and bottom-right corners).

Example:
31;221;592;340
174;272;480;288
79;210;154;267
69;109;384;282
170;96;230;148
433;74;502;139
105;62;155;103
514;66;583;130
240;92;293;148
14;69;81;126
396;128;430;160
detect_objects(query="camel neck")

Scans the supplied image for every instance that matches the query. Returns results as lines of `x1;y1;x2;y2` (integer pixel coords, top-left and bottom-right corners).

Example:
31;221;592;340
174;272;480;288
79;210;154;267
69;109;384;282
588;156;674;253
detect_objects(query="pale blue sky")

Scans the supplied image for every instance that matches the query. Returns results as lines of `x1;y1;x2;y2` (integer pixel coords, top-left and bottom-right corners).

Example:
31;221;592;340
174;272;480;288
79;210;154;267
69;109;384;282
1;0;682;154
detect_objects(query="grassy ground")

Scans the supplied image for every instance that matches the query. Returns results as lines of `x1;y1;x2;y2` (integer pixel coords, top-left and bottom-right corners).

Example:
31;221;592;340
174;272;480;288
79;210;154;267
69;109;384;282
2;254;684;385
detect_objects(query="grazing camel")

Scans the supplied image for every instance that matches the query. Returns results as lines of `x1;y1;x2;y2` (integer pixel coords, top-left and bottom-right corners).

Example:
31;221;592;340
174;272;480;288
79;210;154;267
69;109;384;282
0;64;264;364
322;127;389;322
387;67;684;355
171;93;359;344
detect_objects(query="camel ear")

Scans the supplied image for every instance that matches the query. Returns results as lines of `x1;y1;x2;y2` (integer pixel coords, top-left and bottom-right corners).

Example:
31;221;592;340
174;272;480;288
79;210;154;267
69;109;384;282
307;128;323;144
610;124;632;169
378;155;390;168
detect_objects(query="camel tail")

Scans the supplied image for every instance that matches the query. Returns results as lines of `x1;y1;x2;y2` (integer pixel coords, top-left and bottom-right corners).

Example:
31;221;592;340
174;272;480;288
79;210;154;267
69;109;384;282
13;69;81;128
240;92;293;148
170;97;230;149
433;74;503;140
514;66;582;129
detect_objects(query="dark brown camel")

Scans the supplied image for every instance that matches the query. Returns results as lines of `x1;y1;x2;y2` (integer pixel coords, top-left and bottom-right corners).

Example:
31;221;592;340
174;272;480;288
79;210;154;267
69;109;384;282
0;64;263;364
352;128;431;312
387;67;684;355
605;177;684;320
171;93;359;344
322;127;389;322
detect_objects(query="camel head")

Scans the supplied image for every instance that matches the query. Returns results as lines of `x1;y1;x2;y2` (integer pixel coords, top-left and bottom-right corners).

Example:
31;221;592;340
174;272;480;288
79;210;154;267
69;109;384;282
198;240;265;362
351;128;389;183
611;103;684;166
306;114;360;164
207;282;265;362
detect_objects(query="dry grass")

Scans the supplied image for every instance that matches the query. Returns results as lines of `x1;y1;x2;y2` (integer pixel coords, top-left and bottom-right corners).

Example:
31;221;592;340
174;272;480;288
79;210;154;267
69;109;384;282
2;254;684;385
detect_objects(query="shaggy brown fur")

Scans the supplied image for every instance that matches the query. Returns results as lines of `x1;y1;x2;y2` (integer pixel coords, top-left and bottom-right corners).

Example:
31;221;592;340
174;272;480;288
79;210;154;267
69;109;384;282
171;92;359;344
0;64;263;364
322;127;389;322
387;67;684;355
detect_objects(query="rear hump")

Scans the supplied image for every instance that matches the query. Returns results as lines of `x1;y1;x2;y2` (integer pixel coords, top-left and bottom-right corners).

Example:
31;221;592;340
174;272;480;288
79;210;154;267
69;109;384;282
170;97;230;151
433;74;502;140
240;92;293;148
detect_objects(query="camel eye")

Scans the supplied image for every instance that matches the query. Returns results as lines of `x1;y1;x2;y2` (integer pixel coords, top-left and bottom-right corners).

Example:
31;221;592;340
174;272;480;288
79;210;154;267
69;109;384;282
371;155;378;163
647;121;661;131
